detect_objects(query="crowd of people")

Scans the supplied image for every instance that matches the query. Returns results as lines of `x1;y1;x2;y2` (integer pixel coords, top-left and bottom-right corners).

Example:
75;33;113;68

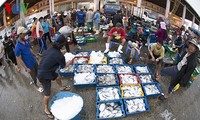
0;7;200;119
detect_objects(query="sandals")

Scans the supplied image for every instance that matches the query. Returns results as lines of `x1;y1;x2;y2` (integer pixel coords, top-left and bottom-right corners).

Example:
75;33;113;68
45;111;54;119
60;85;71;91
158;94;168;101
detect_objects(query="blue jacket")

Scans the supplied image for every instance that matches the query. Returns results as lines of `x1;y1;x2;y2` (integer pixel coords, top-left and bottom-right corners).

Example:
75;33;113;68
93;12;100;23
42;21;52;34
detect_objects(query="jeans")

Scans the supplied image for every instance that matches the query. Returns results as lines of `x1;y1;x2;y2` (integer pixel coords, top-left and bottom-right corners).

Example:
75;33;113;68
43;32;52;43
94;22;99;30
72;20;76;28
160;66;179;93
38;38;47;54
87;22;93;32
29;63;38;84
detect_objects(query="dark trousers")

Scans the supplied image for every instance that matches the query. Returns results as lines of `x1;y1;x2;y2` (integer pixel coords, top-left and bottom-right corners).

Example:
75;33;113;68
65;31;78;52
29;64;38;84
38;38;47;54
43;32;52;43
8;53;17;65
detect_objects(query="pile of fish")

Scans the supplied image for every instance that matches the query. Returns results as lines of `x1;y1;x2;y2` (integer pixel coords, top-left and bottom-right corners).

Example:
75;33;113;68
76;65;94;73
125;98;146;113
98;74;117;86
97;87;120;101
121;85;143;98
116;66;132;73
135;66;150;73
89;51;106;64
75;52;89;57
109;58;123;64
120;74;139;84
107;51;121;58
97;65;115;73
98;102;123;119
143;84;160;95
60;65;74;73
74;73;96;84
139;74;154;83
73;57;88;64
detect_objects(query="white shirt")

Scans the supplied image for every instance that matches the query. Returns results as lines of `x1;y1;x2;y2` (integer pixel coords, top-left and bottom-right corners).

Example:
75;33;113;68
177;53;188;71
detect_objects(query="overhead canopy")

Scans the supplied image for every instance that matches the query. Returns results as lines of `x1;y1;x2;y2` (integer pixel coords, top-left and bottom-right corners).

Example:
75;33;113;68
185;0;200;17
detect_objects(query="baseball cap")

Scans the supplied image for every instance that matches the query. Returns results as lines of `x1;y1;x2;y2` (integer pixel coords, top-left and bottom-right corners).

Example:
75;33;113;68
54;34;66;45
17;26;28;35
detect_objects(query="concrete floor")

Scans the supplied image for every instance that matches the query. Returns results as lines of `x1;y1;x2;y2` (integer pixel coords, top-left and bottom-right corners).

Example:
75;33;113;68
0;36;200;120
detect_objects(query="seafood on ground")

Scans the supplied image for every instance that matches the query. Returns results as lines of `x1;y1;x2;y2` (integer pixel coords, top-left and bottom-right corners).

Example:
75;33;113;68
76;65;94;73
119;74;139;84
116;66;132;73
139;74;154;83
143;84;160;95
121;85;143;98
98;102;123;119
97;87;120;101
60;65;74;73
98;74;117;86
109;58;123;64
74;73;96;84
125;98;147;113
135;66;150;73
97;65;115;73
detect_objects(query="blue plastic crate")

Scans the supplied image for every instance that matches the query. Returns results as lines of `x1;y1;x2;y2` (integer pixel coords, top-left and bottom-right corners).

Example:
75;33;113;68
142;82;162;97
115;64;135;74
123;96;150;115
97;73;119;87
73;50;91;57
133;64;153;74
96;86;122;102
105;51;122;58
72;56;89;65
57;65;75;76
96;100;125;120
108;57;125;65
96;64;116;74
73;72;97;87
74;64;96;73
138;73;157;84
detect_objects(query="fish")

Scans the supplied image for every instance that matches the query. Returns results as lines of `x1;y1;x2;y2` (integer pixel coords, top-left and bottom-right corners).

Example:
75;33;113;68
107;51;121;58
135;66;150;73
74;73;96;84
98;102;123;119
98;74;117;86
77;65;94;73
119;74;139;84
98;87;120;101
125;98;146;113
139;74;153;83
144;84;160;95
97;65;115;73
121;85;143;98
73;58;88;64
116;66;132;73
75;52;89;57
109;58;123;64
60;65;74;73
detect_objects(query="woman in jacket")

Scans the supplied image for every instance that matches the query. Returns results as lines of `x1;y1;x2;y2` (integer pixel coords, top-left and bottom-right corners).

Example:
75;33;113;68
157;39;200;100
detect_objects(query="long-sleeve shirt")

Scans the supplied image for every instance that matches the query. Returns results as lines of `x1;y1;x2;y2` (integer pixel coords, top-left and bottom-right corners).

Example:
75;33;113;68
108;27;126;39
36;21;44;38
42;21;52;34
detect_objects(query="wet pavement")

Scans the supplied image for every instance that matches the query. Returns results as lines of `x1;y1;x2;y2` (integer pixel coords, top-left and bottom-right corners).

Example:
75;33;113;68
0;36;200;120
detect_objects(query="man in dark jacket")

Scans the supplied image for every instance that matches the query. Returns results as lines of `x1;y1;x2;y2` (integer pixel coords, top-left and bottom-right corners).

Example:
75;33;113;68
157;39;199;100
112;10;123;27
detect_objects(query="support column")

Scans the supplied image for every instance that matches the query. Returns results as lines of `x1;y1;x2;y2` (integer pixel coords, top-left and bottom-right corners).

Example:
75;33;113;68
71;1;73;8
49;0;54;16
165;0;170;18
198;24;200;31
19;0;26;27
191;15;195;28
137;0;142;7
181;5;186;26
3;8;7;27
94;0;100;12
131;4;133;15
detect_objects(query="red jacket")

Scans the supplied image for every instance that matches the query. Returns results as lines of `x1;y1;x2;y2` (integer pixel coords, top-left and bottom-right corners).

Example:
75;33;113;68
108;27;126;39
